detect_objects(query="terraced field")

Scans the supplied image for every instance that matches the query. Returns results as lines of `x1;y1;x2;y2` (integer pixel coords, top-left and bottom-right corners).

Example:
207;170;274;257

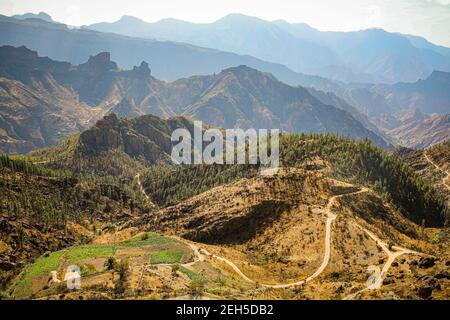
9;232;195;299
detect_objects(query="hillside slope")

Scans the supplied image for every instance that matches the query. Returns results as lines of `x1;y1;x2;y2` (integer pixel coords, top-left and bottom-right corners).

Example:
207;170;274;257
128;166;448;300
394;142;450;200
388;114;449;148
26;114;195;177
0;46;390;153
0;46;101;153
0;156;148;290
2;129;448;300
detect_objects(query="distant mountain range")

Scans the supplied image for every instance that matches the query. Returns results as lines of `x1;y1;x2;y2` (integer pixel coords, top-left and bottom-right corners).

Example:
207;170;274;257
11;12;54;23
326;71;450;131
86;13;450;84
0;13;448;151
0;14;333;89
388;114;449;149
177;65;388;148
0;46;390;153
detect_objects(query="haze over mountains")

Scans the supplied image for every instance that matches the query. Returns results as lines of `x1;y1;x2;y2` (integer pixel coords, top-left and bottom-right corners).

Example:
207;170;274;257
0;46;389;153
11;12;54;23
87;13;450;84
0;8;449;302
0;12;448;152
0;14;331;88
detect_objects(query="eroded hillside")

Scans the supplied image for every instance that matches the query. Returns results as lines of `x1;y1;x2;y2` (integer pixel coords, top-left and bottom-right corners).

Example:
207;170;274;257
8;167;448;300
1;122;448;300
0;46;391;154
0;156;149;291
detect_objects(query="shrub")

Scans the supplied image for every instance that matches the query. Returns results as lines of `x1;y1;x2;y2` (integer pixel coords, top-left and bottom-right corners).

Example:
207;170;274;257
171;264;180;275
114;279;126;296
188;280;204;298
104;257;117;271
0;291;9;300
115;259;129;281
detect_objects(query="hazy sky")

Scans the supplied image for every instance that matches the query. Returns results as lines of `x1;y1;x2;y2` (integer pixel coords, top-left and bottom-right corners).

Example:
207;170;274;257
1;0;449;47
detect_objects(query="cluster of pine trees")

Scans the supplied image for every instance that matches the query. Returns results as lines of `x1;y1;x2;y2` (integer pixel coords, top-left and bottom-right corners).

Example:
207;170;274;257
281;134;447;227
141;164;258;206
0;156;145;228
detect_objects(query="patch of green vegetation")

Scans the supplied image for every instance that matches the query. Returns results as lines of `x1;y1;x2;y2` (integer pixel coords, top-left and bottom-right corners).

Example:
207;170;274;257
141;164;258;206
0;290;9;300
21;135;80;163
178;266;208;285
150;249;183;264
120;232;177;247
65;245;115;263
80;263;97;276
12;250;65;298
281;134;447;226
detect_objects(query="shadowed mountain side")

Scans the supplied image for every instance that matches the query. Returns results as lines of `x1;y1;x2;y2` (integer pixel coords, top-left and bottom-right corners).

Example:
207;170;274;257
180;66;390;149
0;15;336;88
0;46;390;153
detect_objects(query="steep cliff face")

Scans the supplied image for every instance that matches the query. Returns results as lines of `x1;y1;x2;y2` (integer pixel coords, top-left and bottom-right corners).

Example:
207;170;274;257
0;46;167;153
79;113;194;164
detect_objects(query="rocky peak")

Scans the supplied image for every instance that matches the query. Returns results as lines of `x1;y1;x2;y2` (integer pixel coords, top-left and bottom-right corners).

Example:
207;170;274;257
79;113;122;154
96;113;120;128
0;45;71;83
78;52;118;75
132;61;151;77
220;65;277;82
427;71;450;84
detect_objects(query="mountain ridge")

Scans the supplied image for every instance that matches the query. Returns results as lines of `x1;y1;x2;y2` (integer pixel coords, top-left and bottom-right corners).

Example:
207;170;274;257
0;14;337;89
86;13;450;84
0;46;391;153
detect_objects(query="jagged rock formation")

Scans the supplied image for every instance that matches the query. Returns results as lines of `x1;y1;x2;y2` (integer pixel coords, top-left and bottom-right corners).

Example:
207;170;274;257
0;46;390;153
79;113;194;164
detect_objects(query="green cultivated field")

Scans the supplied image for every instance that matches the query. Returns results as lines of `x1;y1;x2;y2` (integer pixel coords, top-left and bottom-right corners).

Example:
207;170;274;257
150;249;183;264
10;232;186;298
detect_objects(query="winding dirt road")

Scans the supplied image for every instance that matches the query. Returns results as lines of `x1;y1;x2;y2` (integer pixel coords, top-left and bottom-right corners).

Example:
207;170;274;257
424;152;450;191
135;173;157;207
177;184;427;300
343;224;423;300
183;187;370;289
135;173;149;200
131;179;428;299
304;188;369;283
